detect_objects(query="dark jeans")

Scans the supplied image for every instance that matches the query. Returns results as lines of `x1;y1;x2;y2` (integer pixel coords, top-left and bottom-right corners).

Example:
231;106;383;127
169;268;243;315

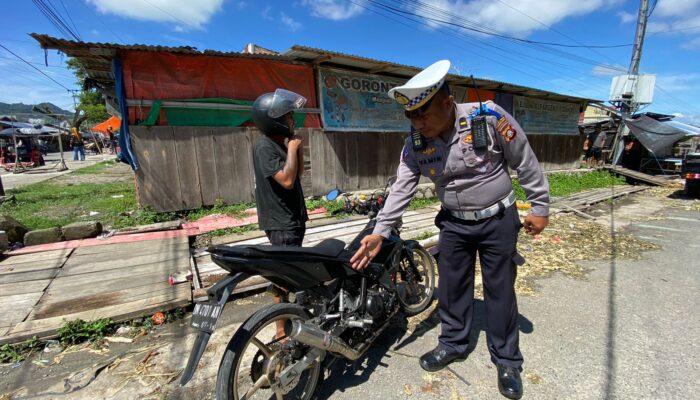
435;205;524;368
265;227;306;247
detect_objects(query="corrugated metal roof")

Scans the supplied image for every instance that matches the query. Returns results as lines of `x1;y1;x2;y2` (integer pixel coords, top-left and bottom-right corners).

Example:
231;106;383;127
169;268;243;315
284;45;600;104
30;33;295;61
30;34;599;104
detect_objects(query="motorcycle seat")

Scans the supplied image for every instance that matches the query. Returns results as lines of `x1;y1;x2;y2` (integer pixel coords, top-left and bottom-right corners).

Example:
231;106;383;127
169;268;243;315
209;238;347;259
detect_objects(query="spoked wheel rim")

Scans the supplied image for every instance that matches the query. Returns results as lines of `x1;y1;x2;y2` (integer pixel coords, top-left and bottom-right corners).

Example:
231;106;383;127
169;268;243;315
231;313;321;400
395;247;436;314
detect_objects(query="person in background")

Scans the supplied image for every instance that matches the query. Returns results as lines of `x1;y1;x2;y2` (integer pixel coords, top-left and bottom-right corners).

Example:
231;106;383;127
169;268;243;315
70;127;85;161
586;125;606;168
107;126;118;154
350;60;550;400
251;88;308;341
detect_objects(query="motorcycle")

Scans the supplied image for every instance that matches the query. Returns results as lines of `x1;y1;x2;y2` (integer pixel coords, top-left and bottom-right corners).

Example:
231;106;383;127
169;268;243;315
180;180;437;399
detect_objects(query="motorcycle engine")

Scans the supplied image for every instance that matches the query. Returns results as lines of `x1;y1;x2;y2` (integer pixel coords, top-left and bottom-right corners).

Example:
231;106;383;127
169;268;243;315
365;287;395;321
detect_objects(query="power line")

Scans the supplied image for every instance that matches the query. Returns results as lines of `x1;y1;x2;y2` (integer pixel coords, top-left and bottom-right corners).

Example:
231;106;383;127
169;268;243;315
58;0;81;38
79;0;125;43
649;24;700;35
32;0;81;41
386;0;628;73
377;1;632;48
0;55;70;69
141;0;191;28
0;43;73;92
359;0;617;96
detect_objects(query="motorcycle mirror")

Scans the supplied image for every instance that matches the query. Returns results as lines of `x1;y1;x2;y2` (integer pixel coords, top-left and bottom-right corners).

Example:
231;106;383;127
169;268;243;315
326;189;340;201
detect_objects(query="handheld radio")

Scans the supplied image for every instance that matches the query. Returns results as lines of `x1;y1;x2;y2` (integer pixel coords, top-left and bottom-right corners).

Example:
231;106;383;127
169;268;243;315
470;75;489;150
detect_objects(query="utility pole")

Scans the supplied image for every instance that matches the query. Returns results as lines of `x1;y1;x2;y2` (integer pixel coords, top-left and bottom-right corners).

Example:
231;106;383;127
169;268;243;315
611;0;650;165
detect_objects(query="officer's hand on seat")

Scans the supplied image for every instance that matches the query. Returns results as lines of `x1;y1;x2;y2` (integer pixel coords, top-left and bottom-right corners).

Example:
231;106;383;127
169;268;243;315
523;215;549;236
350;234;383;271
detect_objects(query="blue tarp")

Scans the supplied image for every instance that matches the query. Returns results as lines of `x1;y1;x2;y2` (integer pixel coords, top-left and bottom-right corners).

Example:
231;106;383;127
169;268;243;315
112;58;139;171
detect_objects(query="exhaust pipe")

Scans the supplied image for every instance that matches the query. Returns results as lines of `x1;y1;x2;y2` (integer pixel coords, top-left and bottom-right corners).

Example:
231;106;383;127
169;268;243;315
288;320;361;360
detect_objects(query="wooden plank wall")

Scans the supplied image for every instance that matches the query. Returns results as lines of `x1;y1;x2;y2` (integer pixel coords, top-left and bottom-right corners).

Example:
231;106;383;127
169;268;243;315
528;134;585;171
130;126;582;211
131;126;314;212
310;131;408;196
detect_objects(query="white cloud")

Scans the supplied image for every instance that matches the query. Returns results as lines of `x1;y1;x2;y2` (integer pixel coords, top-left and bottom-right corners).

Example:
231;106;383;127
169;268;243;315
302;0;365;20
261;6;274;21
280;13;302;32
655;73;700;91
405;0;623;36
655;0;700;18
86;0;224;29
592;64;627;76
618;11;636;23
681;36;700;49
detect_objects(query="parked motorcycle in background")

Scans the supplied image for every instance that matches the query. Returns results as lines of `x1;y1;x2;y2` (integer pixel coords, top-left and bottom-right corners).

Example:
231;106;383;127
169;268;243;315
180;178;437;399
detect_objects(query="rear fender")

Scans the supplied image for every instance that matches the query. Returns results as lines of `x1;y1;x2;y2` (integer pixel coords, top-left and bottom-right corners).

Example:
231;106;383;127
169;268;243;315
180;272;250;386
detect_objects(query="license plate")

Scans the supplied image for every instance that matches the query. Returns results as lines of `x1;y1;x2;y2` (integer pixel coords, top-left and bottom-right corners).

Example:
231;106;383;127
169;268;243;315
191;301;223;333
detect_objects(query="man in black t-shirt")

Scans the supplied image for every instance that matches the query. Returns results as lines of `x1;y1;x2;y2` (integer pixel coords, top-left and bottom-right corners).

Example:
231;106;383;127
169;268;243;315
251;89;309;340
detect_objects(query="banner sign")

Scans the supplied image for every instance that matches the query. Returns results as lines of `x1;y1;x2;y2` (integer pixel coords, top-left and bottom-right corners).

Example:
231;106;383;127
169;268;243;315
319;68;410;132
513;96;580;135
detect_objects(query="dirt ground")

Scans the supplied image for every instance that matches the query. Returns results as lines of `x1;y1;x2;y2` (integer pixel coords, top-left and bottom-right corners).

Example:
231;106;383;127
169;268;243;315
3;186;698;399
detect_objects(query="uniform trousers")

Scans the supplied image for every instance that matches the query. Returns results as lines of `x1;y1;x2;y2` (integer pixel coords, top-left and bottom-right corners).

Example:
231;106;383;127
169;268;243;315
435;204;524;368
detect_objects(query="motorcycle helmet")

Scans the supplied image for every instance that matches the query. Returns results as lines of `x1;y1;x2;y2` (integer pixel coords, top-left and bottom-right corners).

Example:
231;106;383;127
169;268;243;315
251;89;307;137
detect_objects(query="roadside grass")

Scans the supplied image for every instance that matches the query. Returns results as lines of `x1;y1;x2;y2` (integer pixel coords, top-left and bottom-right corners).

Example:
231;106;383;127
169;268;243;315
3;167;627;231
513;170;627;202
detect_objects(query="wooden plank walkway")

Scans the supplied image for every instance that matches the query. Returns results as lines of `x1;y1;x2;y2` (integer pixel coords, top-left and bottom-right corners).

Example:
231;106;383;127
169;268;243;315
192;207;441;297
0;236;192;345
602;165;670;186
550;185;648;214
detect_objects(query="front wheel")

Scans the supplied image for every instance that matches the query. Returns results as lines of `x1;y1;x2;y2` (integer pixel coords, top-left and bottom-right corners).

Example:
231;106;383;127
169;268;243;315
395;244;437;316
216;303;322;400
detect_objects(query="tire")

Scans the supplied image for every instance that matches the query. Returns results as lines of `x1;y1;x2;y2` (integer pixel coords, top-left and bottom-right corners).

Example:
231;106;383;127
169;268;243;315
686;180;700;198
216;303;322;400
396;245;437;316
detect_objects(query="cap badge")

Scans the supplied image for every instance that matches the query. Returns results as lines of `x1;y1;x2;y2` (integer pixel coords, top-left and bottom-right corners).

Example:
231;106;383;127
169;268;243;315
394;92;410;105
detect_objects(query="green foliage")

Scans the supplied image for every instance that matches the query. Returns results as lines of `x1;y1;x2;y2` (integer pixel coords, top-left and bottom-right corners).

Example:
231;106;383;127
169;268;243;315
185;199;256;221
512;170;627;201
66;58;108;126
408;198;439;210
412;231;437;241
0;336;41;364
305;198;344;215
1;180;137;230
72;160;118;175
208;224;259;237
57;318;117;345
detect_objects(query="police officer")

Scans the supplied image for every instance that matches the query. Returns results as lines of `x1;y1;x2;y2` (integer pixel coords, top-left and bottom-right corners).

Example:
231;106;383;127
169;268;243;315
350;60;549;400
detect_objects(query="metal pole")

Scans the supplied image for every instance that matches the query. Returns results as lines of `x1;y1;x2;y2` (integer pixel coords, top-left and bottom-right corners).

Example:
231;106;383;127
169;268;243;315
612;0;650;165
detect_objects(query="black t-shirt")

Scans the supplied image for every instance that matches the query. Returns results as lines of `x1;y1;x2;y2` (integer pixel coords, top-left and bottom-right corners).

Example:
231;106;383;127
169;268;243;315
253;136;308;230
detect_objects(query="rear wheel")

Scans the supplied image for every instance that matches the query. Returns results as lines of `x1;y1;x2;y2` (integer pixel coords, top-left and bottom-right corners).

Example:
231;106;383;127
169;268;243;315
395;245;436;316
216;303;322;400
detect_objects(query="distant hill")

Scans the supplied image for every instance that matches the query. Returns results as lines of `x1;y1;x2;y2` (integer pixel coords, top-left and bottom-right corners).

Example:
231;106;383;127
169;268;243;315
0;102;73;121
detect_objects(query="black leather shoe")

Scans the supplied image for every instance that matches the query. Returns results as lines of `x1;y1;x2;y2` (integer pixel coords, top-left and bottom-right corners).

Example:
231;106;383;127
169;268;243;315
497;364;523;399
419;346;467;372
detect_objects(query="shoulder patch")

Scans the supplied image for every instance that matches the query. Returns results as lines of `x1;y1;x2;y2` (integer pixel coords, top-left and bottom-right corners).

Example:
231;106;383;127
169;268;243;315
497;116;517;142
401;146;409;161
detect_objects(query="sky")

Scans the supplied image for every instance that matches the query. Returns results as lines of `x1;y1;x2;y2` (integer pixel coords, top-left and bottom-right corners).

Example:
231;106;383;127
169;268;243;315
1;0;699;122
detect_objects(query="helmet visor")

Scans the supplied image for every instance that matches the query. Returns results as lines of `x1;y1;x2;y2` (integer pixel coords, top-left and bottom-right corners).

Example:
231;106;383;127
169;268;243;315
267;89;307;118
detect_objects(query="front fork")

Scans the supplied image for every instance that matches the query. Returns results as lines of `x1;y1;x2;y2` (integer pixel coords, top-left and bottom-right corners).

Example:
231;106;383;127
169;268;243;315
180;272;250;386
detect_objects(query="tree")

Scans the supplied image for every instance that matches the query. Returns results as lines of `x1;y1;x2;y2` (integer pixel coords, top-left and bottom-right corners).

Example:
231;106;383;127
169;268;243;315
66;58;109;129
